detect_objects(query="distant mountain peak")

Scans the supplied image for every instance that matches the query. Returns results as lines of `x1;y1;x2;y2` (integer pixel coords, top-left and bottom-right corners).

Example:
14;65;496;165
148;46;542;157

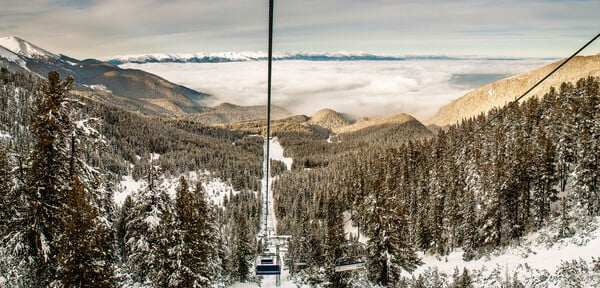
308;108;352;130
334;113;419;135
0;36;58;60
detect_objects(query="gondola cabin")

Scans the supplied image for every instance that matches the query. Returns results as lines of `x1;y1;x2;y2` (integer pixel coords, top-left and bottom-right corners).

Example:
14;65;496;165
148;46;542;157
255;253;281;275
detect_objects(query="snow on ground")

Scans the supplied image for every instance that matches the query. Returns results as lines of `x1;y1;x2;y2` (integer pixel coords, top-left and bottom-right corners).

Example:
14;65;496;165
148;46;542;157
269;137;293;171
113;170;238;207
410;216;600;284
0;36;58;59
203;177;238;206
86;84;112;93
0;130;10;139
0;45;28;70
114;175;144;205
343;211;368;244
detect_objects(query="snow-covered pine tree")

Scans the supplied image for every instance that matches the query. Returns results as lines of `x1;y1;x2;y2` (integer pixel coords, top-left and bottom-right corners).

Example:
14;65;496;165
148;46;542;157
0;142;14;235
365;184;421;286
323;194;346;288
231;212;253;282
54;175;115;287
151;177;224;287
148;208;175;287
124;166;170;284
574;77;600;216
554;85;576;193
532;130;558;228
23;71;74;286
0;141;27;286
170;176;207;286
116;195;134;265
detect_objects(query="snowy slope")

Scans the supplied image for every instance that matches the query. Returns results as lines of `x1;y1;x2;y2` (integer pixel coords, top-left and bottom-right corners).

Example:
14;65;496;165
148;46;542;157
410;216;600;286
0;45;27;69
268;137;293;171
114;170;238;207
0;36;58;59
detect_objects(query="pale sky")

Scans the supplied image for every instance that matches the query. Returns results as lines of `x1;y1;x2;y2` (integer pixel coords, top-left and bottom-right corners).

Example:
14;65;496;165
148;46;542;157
1;0;599;59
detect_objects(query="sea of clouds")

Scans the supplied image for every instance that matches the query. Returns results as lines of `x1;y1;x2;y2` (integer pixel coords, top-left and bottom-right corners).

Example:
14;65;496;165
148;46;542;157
120;59;553;121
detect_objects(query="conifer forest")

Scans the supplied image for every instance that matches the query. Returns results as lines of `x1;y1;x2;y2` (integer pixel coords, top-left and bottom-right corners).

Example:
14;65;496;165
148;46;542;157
2;67;600;287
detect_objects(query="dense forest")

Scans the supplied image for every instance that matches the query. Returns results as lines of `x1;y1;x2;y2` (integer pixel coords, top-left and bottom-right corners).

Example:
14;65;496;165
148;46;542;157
273;77;600;286
1;66;600;287
0;69;262;287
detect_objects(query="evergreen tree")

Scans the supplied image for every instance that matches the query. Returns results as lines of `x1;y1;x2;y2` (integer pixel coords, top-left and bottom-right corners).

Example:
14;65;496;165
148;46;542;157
449;267;473;288
323;195;346;288
231;212;253;282
115;195;134;265
23;71;74;286
0;142;15;235
55;176;115;287
532;131;558;227
148;177;223;287
124;167;170;284
148;209;175;287
365;188;421;286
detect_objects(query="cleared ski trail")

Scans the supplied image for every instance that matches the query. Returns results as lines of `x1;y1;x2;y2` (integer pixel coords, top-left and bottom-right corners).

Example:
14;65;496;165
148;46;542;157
232;137;301;288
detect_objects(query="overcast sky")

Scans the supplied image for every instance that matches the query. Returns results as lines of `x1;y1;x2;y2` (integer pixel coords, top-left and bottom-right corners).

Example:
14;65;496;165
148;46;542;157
1;0;599;59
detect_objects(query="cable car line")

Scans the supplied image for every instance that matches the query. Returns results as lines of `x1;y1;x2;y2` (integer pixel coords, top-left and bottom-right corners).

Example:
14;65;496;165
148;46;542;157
265;0;274;231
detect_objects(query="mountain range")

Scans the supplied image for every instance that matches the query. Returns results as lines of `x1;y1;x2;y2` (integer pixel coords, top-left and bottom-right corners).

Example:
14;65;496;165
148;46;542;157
0;36;294;123
3;36;600;136
107;51;532;65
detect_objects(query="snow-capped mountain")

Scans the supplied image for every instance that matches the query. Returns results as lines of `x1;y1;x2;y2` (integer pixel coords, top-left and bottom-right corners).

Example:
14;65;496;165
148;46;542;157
0;44;27;70
0;36;58;60
0;36;209;118
107;51;463;65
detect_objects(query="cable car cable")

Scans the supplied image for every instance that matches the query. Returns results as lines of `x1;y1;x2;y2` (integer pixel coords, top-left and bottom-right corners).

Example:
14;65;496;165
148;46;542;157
265;0;274;234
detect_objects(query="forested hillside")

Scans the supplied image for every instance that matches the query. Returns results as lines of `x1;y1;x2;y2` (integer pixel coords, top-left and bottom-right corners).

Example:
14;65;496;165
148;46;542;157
272;77;600;286
0;69;264;287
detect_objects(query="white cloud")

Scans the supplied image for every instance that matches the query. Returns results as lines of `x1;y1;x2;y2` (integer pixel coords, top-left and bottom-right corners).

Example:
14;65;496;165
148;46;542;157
120;59;552;121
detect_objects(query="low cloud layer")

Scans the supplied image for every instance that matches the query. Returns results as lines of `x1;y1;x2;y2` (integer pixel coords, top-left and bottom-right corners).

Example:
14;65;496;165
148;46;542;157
121;59;552;121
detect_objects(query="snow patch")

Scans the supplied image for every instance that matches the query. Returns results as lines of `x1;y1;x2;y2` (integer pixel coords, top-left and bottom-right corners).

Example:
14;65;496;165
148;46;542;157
114;175;144;206
203;177;238;206
269;137;293;171
87;84;112;93
342;211;368;244
150;152;160;162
